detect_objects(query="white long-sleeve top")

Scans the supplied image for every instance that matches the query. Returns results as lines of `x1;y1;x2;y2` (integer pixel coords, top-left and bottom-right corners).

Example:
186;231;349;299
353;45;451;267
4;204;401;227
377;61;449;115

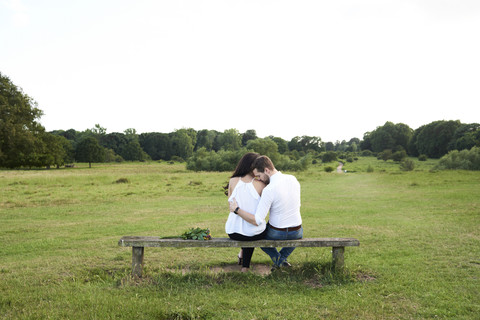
254;172;302;228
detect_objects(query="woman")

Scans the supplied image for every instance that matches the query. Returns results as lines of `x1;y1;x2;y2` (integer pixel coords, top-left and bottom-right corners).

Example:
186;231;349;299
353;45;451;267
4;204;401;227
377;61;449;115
225;152;267;272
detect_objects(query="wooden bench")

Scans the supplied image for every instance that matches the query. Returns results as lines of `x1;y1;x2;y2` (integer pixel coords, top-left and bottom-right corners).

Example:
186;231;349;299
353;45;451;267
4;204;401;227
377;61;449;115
118;236;360;277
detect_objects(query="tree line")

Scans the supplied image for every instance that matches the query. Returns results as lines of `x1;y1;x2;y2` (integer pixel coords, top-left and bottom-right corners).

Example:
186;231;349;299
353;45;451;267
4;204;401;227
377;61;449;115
1;71;479;170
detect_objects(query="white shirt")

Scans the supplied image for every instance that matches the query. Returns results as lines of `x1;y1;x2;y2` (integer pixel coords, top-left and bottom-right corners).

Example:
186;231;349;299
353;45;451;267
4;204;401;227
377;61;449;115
254;172;302;228
225;179;266;235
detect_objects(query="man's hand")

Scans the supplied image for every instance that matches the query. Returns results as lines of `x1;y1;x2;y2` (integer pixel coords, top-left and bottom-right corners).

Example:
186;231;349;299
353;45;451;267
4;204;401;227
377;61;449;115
229;198;238;212
228;197;258;226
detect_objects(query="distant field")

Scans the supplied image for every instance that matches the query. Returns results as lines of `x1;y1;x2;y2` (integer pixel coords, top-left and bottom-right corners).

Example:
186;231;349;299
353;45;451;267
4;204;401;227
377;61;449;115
1;158;479;319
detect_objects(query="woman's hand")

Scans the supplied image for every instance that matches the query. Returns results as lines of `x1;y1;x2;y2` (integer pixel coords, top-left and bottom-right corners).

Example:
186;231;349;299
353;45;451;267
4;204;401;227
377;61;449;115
229;198;238;212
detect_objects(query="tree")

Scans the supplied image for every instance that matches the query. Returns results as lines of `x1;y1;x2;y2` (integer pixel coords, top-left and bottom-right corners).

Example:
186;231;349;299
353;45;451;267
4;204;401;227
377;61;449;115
76;136;105;167
40;133;72;168
246;138;280;163
89;124;109;148
370;122;395;152
121;140;149;161
214;129;242;151
195;129;218;151
448;123;480;151
369;122;413;153
139;132;171;160
123;128;136;136
322;151;337;163
288;136;323;153
52;128;78;142
325;141;335;151
241;129;258;146
407;125;424;157
287;137;301;152
335;140;349;152
269;136;288;154
120;128;149;161
347;138;360;152
416;120;461;158
170;129;195;160
92;124;107;135
349;137;361;146
348;142;358;152
360;132;372;151
0;72;45;168
300;136;324;152
103;132;128;156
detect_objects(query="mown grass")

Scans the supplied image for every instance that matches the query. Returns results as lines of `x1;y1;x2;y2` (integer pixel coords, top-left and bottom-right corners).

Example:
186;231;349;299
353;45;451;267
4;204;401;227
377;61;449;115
0;159;479;319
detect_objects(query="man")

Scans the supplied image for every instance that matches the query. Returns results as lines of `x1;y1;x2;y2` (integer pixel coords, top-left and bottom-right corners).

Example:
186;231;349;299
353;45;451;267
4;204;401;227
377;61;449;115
229;155;302;270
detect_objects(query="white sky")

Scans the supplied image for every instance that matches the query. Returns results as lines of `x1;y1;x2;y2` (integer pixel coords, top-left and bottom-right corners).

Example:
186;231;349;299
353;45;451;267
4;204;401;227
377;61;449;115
1;0;479;142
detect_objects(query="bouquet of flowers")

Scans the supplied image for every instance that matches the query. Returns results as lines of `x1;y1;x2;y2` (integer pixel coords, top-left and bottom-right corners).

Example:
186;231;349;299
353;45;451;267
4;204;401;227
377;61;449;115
180;227;212;240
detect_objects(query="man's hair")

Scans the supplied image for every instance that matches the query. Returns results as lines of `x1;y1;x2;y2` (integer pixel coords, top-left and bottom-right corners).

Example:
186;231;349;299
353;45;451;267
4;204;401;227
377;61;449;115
253;155;275;172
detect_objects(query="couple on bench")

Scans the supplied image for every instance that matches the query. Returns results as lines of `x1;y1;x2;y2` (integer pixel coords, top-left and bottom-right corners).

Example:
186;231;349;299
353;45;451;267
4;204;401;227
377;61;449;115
225;153;303;272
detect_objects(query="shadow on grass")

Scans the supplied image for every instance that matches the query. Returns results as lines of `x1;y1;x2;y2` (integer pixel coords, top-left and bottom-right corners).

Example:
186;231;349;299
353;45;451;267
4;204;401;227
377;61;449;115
145;261;372;289
83;261;376;290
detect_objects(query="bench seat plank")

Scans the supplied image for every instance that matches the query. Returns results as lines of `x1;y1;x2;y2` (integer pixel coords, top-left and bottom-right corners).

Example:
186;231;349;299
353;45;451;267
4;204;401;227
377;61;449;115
119;236;360;248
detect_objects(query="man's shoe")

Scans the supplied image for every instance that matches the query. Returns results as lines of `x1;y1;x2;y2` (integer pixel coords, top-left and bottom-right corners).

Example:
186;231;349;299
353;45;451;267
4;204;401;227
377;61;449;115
282;261;292;268
271;265;279;272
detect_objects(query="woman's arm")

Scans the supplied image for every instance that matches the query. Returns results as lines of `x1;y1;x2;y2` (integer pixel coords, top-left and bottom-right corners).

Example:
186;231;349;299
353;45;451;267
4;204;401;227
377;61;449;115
228;177;240;197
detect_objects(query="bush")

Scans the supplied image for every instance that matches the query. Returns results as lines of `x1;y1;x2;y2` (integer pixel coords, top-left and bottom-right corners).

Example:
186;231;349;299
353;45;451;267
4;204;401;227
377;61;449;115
186;148;245;171
324;166;334;173
392;150;407;162
367;165;374;173
276;154;312;171
186;149;311;172
361;150;374;157
378;149;393;161
105;148;124;163
170;156;185;163
436;146;480;170
418;154;428;161
400;159;415;171
322;151;337;163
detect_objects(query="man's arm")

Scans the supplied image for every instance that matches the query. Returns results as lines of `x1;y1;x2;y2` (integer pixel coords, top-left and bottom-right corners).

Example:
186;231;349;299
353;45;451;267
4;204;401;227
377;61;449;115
228;187;273;226
229;198;258;226
253;188;273;225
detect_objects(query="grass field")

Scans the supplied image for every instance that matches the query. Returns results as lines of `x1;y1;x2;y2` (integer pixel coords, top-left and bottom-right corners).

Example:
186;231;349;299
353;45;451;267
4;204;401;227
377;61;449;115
1;158;479;319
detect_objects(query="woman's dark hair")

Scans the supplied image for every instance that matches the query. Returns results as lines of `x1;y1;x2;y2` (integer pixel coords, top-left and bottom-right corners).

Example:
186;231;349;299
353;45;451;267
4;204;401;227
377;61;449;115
223;152;260;196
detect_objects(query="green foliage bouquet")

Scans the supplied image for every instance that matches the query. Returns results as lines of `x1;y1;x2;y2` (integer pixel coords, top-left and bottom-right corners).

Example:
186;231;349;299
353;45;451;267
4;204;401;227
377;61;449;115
181;227;212;240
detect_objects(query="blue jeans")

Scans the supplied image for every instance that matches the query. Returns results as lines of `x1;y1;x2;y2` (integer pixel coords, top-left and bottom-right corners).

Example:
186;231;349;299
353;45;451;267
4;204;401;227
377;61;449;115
261;225;303;267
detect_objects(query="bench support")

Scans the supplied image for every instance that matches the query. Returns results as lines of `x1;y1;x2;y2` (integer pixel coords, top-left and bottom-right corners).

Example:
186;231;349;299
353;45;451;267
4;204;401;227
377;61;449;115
129;245;347;277
132;246;144;278
332;246;345;271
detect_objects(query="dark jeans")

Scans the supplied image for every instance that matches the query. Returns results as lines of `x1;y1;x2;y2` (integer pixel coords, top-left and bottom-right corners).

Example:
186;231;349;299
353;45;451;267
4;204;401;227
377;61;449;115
228;229;267;268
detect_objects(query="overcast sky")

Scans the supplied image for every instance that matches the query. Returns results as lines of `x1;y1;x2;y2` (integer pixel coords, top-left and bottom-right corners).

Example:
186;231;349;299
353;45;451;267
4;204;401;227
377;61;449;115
1;0;479;142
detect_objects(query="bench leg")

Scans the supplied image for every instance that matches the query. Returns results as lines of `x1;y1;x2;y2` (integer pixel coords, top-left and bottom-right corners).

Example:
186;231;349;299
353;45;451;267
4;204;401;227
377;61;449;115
132;246;144;278
332;246;345;271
